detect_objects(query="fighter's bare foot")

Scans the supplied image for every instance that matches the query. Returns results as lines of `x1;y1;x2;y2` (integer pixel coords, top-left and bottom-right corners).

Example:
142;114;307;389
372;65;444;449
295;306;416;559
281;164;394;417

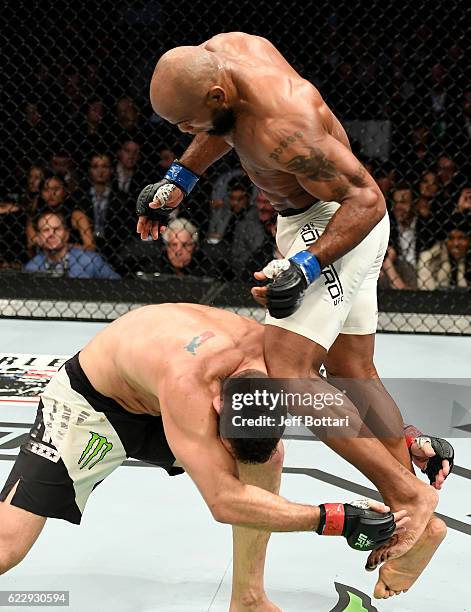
366;481;438;568
230;593;281;612
372;517;447;599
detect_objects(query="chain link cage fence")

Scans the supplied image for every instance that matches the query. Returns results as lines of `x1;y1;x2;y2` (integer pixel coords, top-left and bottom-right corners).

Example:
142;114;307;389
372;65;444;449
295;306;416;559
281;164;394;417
1;0;470;333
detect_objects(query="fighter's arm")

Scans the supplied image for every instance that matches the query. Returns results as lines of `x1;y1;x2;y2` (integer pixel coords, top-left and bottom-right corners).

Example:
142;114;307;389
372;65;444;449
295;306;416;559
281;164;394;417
137;134;232;240
158;373;320;532
263;121;386;268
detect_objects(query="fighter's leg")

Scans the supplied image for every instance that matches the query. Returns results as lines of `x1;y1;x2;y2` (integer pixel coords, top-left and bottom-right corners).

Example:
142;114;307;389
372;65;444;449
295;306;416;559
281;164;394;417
230;442;284;612
262;324;438;562
324;333;412;471
0;480;46;574
325;333;448;595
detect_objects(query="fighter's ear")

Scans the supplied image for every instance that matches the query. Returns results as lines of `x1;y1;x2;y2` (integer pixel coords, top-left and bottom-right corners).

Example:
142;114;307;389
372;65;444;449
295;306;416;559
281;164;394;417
207;86;226;107
212;395;222;415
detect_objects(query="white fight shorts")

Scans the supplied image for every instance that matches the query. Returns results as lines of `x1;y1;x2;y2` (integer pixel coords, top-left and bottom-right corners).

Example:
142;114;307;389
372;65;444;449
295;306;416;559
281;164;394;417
265;201;390;350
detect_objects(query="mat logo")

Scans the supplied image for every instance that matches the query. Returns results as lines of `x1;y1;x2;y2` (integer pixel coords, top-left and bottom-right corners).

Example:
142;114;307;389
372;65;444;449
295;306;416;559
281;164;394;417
329;582;378;611
78;432;113;470
300;224;344;305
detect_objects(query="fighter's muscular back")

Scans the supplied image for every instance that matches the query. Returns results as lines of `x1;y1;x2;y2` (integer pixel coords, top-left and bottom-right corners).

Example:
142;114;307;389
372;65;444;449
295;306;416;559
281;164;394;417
79;303;264;416
197;32;352;211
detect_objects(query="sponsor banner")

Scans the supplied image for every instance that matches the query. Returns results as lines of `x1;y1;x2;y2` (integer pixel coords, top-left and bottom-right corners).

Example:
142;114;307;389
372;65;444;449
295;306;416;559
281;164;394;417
0;354;69;405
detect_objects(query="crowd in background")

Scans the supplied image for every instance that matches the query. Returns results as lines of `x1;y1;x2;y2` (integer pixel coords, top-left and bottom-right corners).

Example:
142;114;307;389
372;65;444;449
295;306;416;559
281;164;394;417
1;8;470;290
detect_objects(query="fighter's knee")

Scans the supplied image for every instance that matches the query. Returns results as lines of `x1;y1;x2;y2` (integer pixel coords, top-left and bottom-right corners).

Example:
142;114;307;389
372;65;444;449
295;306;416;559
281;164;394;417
325;360;378;379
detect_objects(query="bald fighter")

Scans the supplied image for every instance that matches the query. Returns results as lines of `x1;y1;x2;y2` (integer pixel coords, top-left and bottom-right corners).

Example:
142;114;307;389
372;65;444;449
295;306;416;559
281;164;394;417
0;304;406;610
136;32;452;598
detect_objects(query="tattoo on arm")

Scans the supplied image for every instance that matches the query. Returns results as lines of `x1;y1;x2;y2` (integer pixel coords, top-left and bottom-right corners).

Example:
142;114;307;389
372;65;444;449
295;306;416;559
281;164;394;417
184;331;215;355
285;147;368;199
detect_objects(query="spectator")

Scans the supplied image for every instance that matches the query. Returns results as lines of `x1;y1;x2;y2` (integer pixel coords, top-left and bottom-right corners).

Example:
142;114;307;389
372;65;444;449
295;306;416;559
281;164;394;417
451;89;471;174
73;99;112;170
435;153;467;208
157;146;177;171
416;171;439;220
76;153;134;269
110;96;144;143
417;214;471;290
455;187;471;215
29;174;94;253
113;140;145;200
24;212;120;279
206;168;255;243
18;162;46;216
232;191;279;281
373;160;396;198
49;150;80;197
388;183;431;288
158;219;219;278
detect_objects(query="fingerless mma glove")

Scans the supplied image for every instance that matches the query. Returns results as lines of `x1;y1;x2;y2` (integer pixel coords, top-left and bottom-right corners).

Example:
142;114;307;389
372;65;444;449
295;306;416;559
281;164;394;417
266;250;321;319
316;502;396;551
404;424;454;484
136;161;200;223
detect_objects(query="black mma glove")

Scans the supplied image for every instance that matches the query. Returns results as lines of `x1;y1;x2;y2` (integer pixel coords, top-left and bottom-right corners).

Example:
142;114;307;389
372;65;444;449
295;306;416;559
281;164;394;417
316;500;396;551
263;251;321;319
136;161;200;229
404;424;454;485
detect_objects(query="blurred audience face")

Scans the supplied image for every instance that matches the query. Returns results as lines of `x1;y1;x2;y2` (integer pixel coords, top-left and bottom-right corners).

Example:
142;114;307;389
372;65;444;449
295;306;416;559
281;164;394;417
463;91;471;118
116;97;138;129
118;141;140;170
158;148;176;171
89;154;112;186
37;213;69;254
391;188;414;224
457;188;471;213
229;188;249;214
166;229;195;270
447;229;470;261
437;156;456;185
41;177;67;208
51;153;73;178
256;192;276;224
419;172;439;199
27;165;45;194
25;102;41;126
376;169;396;196
87;100;104;126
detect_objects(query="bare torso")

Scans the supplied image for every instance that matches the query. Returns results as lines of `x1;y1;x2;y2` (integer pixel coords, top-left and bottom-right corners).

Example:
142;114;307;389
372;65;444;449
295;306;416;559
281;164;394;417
205;33;351;211
78;303;265;416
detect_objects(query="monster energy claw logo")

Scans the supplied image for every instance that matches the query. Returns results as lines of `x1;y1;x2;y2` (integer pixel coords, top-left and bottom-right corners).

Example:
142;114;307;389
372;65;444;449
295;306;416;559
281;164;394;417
78;431;113;470
329;582;378;612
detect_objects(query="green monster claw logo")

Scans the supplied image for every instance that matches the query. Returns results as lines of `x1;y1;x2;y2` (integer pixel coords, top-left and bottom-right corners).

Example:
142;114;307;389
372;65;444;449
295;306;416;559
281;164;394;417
329;582;379;612
78;432;113;470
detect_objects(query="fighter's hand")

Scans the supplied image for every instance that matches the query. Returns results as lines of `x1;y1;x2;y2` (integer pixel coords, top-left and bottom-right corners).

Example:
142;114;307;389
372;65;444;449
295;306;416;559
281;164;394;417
409;440;451;490
136;181;184;240
316;498;409;551
404;425;454;490
252;252;321;319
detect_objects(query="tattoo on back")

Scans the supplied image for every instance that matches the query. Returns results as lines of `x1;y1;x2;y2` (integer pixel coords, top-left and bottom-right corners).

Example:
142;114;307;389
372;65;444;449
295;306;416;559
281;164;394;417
184;331;215;355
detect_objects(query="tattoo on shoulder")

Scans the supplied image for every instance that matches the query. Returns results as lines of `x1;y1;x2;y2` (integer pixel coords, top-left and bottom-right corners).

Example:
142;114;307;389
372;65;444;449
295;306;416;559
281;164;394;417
269;131;304;162
184;331;215;356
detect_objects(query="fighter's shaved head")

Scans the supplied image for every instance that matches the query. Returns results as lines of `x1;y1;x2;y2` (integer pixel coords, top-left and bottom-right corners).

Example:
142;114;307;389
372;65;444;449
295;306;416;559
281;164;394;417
150;46;223;121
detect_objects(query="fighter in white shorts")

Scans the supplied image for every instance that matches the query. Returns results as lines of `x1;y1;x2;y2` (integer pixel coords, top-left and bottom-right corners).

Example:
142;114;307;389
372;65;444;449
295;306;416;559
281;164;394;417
135;33;453;598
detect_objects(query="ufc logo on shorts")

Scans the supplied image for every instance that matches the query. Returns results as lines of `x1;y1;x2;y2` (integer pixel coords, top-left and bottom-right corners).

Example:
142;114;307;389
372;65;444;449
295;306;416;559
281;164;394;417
300;224;344;305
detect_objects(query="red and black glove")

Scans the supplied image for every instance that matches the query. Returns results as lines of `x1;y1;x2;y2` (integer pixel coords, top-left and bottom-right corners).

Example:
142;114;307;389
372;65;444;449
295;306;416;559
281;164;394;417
404;424;454;485
316;500;395;551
